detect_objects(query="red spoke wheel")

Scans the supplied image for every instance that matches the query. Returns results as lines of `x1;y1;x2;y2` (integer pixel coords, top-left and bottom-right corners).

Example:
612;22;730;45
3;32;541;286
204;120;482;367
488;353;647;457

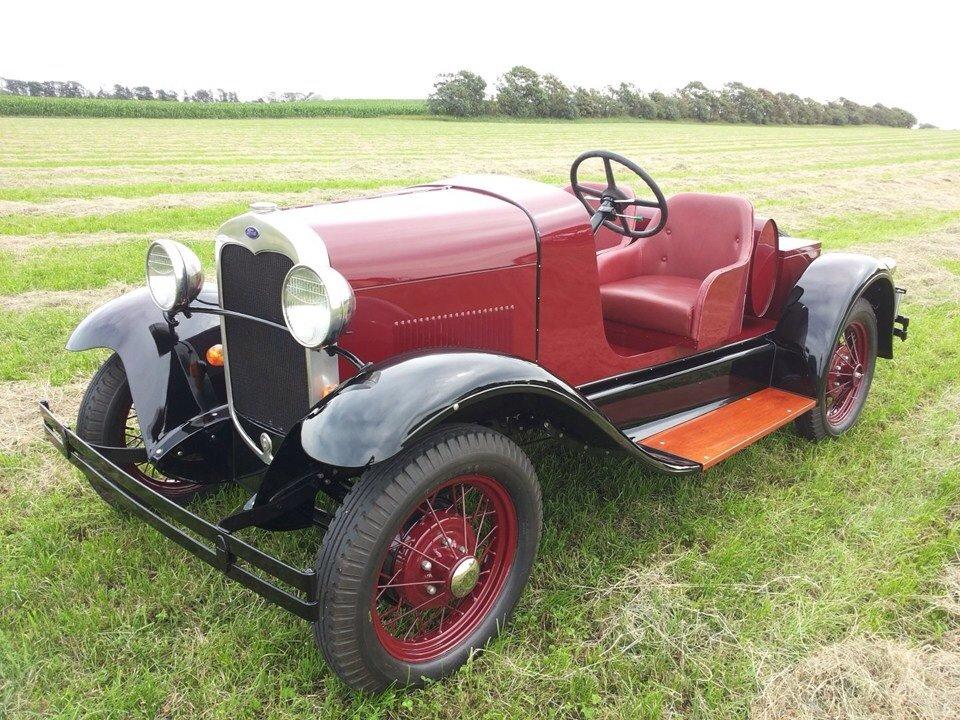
796;298;878;440
372;474;517;662
77;353;212;507
314;425;541;692
824;320;869;427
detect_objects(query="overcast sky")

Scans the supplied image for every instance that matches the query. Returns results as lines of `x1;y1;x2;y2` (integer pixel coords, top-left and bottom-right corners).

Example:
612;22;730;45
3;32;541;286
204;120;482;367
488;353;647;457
3;1;956;127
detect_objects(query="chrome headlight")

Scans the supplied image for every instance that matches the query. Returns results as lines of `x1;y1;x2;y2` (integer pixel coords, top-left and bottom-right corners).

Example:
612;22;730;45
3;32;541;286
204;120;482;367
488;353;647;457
281;264;355;348
146;240;203;312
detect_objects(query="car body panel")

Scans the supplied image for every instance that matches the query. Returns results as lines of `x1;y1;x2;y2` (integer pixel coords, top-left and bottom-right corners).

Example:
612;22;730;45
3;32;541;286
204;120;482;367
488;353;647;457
285;185;537;289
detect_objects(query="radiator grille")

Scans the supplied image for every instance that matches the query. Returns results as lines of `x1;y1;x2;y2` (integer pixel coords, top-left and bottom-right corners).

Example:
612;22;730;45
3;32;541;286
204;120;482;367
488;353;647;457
219;244;310;434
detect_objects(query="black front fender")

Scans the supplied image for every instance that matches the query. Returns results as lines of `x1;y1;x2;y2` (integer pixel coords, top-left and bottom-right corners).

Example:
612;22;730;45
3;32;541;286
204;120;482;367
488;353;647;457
264;350;698;493
68;284;225;452
773;252;897;398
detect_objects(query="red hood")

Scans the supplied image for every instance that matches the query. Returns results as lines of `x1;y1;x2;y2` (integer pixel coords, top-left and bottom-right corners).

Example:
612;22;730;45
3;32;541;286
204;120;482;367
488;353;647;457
278;185;538;290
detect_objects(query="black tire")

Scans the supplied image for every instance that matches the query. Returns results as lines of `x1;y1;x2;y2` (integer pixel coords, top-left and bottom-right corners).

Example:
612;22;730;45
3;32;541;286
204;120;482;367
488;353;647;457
795;298;878;440
76;353;211;507
313;424;542;692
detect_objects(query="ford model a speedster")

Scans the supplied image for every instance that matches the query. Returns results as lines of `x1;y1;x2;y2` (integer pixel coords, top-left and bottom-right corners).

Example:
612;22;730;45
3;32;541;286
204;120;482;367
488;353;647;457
40;151;908;691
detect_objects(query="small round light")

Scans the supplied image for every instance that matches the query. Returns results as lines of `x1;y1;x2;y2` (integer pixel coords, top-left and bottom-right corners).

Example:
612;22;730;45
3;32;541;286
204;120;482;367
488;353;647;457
281;264;354;348
205;344;224;367
146;239;203;312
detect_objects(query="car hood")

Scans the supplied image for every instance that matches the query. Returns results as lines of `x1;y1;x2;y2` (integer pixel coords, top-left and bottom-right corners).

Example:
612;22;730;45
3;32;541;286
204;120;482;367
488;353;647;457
278;185;538;290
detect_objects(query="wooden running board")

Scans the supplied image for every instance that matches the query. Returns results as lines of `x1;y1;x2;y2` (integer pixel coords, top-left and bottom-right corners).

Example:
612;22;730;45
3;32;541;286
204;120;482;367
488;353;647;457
638;388;816;470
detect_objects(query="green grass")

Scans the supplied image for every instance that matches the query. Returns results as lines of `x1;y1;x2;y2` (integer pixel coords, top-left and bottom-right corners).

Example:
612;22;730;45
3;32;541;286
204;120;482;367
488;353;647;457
797;209;960;247
0;240;214;294
0;308;105;383
0;95;429;119
0;177;422;203
0;205;245;236
1;116;959;719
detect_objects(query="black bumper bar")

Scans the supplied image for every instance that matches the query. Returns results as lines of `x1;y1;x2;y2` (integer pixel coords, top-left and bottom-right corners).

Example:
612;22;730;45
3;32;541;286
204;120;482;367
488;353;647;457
40;401;319;621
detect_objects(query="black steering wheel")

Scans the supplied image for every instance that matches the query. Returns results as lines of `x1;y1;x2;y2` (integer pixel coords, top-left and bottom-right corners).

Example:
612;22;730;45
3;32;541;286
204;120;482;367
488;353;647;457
569;150;668;240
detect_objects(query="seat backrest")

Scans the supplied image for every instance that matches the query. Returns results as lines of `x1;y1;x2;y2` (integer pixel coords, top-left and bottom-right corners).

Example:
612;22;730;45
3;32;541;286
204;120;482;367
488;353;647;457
638;193;754;280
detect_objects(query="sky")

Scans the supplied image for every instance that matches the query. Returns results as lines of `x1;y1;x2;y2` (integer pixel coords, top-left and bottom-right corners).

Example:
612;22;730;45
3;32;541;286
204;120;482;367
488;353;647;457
2;0;957;127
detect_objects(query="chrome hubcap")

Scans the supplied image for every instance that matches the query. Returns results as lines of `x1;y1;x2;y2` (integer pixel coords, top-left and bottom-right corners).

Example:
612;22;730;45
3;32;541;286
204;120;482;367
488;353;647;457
449;556;481;598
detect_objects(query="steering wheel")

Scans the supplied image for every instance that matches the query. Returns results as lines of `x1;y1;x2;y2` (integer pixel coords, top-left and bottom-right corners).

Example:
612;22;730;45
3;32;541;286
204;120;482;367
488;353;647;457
569;150;668;240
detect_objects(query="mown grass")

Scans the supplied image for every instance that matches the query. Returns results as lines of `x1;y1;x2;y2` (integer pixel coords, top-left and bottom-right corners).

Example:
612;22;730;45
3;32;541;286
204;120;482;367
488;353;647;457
0;95;429;119
0;205;245;236
0;116;958;719
0;308;104;383
0;240;214;294
796;209;960;248
0;178;422;203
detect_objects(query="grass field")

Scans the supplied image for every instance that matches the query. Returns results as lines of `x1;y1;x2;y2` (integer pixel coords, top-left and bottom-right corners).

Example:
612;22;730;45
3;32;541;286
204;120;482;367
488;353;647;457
1;117;959;719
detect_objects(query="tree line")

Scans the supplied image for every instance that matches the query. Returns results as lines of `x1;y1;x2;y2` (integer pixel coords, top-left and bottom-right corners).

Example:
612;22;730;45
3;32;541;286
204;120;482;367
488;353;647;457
1;71;919;127
428;67;918;127
0;78;314;104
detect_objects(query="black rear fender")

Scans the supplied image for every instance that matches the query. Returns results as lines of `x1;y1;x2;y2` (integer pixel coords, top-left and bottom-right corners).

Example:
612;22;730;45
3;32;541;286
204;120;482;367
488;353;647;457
773;253;897;398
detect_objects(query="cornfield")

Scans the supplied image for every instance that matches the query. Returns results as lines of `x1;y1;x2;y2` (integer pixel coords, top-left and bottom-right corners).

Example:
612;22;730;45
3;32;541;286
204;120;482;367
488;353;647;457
0;95;429;119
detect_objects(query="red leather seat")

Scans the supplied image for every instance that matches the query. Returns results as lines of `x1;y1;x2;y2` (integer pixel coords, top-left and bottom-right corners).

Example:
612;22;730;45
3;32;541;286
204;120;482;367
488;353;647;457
601;275;702;336
597;193;755;347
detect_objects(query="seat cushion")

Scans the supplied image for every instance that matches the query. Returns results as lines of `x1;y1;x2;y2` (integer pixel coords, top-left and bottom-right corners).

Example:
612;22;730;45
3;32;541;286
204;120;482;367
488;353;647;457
600;275;702;337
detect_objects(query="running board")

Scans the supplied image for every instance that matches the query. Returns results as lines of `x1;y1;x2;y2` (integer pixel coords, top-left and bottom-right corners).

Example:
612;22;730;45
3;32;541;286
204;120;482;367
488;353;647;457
637;388;816;470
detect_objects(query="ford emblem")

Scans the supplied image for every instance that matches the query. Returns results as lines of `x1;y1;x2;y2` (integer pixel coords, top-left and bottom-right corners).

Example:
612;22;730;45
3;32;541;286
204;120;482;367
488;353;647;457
245;226;260;239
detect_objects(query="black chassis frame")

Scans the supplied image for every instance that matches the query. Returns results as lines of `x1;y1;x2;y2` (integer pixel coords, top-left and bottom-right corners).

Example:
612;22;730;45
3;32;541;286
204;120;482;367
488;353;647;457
40;252;907;621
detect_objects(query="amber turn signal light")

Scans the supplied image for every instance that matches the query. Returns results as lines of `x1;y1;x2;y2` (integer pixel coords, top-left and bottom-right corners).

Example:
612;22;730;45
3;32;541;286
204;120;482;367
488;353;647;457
206;344;224;367
321;383;338;398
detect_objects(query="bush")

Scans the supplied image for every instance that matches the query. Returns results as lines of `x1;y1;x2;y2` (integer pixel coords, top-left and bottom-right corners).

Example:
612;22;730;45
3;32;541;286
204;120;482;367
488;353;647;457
427;71;487;117
572;87;618;118
541;74;576;119
495;66;547;118
660;98;682;121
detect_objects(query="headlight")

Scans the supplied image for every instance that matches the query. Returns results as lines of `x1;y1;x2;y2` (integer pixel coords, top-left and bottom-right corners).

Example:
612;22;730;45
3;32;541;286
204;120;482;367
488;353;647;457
146;240;203;312
281;264;355;348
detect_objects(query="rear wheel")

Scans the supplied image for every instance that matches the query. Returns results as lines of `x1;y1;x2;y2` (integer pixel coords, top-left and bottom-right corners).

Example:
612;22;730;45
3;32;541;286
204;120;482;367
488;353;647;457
76;353;211;508
795;298;877;440
313;424;542;692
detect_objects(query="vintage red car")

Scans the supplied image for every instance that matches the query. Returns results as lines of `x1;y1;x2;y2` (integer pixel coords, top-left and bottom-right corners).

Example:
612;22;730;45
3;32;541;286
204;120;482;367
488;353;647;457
41;151;908;691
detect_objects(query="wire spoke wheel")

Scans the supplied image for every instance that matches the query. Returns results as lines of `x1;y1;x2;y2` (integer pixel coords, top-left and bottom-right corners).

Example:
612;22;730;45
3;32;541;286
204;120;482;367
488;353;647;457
314;425;541;692
795;299;877;441
120;400;203;497
372;474;517;662
825;320;870;427
76;353;209;505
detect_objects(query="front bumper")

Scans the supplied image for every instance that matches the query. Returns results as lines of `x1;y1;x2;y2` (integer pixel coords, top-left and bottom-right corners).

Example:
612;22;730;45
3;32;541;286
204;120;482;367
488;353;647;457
40;401;319;620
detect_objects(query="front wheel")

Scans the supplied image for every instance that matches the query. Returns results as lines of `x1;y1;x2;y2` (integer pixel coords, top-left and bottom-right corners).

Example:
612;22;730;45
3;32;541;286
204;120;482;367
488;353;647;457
76;353;212;508
313;424;542;692
795;298;878;440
